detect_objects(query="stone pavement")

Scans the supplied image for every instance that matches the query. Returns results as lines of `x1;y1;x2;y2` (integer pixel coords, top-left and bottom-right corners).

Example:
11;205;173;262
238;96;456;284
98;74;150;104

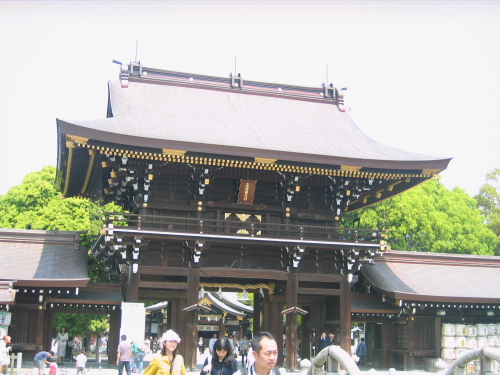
13;352;434;375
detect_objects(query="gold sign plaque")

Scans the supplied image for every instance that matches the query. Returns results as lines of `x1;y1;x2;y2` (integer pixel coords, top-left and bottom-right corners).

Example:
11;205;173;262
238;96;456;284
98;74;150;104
238;180;257;205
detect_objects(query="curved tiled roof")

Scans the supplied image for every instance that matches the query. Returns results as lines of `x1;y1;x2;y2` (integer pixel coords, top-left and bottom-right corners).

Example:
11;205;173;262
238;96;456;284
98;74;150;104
0;228;90;287
58;68;451;171
362;250;500;302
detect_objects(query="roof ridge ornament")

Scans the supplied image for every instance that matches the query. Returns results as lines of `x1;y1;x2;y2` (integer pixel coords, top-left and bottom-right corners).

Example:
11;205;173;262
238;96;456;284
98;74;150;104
230;73;243;89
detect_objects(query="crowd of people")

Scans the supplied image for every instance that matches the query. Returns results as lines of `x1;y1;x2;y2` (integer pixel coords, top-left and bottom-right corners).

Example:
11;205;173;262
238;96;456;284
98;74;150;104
24;327;367;375
113;330;282;375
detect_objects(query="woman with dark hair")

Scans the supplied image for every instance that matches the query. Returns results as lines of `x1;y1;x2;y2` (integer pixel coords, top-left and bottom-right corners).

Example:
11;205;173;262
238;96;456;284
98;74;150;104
55;327;68;365
143;330;186;375
200;337;238;375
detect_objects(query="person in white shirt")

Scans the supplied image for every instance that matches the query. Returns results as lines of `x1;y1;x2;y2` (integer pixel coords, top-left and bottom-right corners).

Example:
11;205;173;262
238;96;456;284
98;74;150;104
75;350;87;374
0;336;12;375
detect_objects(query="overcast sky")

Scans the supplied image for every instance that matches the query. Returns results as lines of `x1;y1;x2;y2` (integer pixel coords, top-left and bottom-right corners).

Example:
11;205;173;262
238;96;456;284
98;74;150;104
0;0;499;197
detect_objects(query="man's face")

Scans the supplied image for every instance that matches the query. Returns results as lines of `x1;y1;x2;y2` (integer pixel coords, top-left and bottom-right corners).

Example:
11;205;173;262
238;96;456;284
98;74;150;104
254;338;278;371
321;332;326;339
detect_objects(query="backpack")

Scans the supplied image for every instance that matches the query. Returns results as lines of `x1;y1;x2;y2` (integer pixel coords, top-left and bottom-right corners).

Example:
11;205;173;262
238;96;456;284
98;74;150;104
132;342;139;354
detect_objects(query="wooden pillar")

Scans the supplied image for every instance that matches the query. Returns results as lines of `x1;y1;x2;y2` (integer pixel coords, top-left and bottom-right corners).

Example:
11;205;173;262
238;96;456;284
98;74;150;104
35;309;45;347
269;302;283;366
261;289;271;333
285;272;298;370
45;308;54;351
340;277;351;354
407;318;416;370
435;317;442;358
314;303;325;356
177;298;187;363
126;267;139;302
301;307;311;360
253;292;261;334
169;299;178;332
382;319;391;368
108;310;121;364
219;323;226;338
185;267;200;370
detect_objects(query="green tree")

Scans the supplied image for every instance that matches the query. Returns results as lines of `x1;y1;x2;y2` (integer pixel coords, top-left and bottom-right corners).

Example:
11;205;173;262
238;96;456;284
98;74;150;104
0;166;122;281
474;169;500;255
344;179;496;255
54;313;109;359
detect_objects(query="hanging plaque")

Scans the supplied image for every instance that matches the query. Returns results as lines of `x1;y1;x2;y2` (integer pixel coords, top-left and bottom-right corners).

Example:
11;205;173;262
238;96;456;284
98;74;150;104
238;180;257;205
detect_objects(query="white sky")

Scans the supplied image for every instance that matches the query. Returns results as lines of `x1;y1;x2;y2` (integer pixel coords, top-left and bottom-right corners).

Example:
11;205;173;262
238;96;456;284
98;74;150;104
0;0;499;197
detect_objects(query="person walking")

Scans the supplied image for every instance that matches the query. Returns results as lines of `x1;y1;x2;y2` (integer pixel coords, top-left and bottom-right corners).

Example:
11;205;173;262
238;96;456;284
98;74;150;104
55;327;68;365
239;336;250;367
200;337;238;375
355;337;367;366
117;335;133;375
209;334;218;355
143;330;186;375
132;339;147;373
198;338;205;355
75;350;87;375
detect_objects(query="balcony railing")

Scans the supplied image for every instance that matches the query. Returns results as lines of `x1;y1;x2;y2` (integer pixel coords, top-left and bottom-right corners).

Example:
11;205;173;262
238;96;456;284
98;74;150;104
102;212;386;246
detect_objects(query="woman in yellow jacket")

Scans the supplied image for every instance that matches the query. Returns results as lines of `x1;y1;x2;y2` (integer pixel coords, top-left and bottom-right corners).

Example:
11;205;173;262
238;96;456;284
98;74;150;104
143;330;186;375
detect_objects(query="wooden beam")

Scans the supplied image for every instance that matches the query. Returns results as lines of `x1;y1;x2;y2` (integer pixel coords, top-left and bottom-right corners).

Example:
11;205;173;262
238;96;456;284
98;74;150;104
270;295;324;304
138;265;189;276
48;298;121;305
139;290;187;300
297;287;341;296
297;274;344;282
139;281;188;290
200;267;288;280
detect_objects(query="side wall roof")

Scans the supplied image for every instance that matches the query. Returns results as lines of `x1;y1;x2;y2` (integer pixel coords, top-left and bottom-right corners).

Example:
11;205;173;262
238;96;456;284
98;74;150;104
0;228;90;287
362;250;500;303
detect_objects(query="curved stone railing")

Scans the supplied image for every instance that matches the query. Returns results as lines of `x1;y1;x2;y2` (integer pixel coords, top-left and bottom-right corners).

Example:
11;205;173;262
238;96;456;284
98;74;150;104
444;347;500;375
305;345;361;375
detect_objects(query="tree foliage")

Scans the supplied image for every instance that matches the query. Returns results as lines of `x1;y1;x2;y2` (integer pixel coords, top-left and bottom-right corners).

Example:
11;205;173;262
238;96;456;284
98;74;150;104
54;313;109;337
343;179;496;255
474;169;500;255
0;166;121;281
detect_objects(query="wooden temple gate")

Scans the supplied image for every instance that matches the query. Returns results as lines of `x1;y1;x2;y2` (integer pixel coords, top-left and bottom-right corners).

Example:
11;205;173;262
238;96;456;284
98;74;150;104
54;61;450;370
111;212;378;370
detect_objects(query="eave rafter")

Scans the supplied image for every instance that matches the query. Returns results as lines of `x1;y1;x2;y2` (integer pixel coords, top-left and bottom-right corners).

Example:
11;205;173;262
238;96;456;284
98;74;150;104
68;141;439;180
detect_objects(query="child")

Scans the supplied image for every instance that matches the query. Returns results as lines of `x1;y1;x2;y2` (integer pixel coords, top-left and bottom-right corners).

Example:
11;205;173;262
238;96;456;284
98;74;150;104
75;351;87;374
49;362;58;375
